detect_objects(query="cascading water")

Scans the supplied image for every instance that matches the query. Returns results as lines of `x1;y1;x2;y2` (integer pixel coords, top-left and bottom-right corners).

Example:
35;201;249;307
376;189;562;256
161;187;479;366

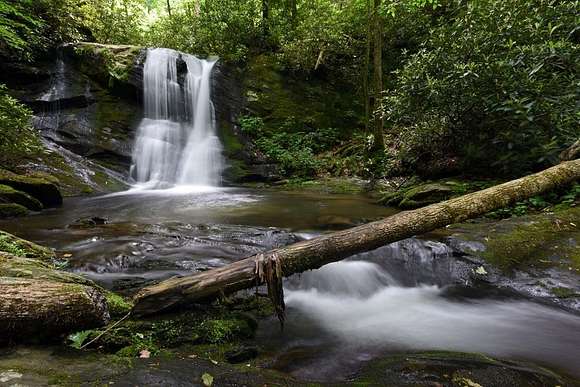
131;48;224;188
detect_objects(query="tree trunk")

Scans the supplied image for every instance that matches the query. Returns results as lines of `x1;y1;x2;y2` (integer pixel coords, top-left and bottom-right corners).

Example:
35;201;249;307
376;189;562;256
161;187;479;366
371;0;384;150
363;0;371;132
287;0;297;25
166;0;172;16
132;159;580;317
262;0;270;40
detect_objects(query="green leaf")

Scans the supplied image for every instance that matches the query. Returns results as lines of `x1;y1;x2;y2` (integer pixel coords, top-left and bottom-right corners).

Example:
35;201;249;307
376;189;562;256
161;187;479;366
201;373;214;386
68;330;94;349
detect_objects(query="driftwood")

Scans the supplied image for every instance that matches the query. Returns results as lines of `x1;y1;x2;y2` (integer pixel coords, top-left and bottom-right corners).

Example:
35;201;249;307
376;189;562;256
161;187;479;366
132;159;580;316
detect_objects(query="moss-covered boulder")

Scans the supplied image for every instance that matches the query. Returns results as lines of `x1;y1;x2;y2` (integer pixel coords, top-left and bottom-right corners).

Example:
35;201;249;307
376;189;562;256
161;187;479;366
0;252;96;286
0;169;62;207
0;184;43;211
356;351;572;386
380;180;493;209
0;203;28;218
68;42;144;98
0;230;55;261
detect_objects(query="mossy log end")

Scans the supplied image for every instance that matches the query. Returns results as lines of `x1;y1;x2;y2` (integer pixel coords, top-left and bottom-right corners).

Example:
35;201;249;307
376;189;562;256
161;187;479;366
132;159;580;316
0;277;109;341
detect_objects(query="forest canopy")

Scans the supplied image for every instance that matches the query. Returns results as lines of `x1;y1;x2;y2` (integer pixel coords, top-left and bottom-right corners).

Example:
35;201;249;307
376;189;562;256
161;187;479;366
0;0;578;178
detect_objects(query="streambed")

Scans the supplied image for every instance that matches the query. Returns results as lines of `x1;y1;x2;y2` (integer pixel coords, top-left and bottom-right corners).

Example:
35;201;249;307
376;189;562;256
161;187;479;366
1;188;579;384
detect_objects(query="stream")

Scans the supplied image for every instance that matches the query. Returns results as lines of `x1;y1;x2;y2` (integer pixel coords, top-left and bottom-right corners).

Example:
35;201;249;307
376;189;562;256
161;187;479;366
2;187;580;382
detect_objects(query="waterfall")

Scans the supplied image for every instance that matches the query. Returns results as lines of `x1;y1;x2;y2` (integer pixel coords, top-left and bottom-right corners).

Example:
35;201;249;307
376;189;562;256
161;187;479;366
131;48;224;188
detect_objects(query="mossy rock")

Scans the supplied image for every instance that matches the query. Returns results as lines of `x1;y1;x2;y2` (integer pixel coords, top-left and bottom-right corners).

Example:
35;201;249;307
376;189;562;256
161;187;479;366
105;292;133;317
356;351;572;386
0;251;95;286
0;230;55;261
380;179;494;209
0;203;28;218
70;42;144;96
0;169;62;207
481;207;580;271
0;184;43;211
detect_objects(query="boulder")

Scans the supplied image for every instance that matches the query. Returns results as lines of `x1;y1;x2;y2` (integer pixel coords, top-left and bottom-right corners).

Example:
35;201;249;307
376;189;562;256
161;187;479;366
0;169;62;207
380;180;481;209
0;184;43;211
0;204;28;218
0;230;55;261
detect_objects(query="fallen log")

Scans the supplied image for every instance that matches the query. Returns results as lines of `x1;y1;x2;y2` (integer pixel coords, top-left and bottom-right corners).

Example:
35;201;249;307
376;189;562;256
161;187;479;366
0;241;110;342
132;159;580;317
0;277;109;342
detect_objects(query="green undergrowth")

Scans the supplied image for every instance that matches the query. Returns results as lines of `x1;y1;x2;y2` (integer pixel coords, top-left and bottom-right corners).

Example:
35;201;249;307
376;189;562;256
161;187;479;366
71;295;275;360
0;84;43;169
275;177;367;195
74;43;141;87
0;230;55;260
482;206;580;272
105;292;133;317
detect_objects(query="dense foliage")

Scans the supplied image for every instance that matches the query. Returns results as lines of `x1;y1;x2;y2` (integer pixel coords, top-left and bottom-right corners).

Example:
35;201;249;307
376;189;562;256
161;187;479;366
0;0;577;178
0;0;87;60
386;0;580;175
0;84;41;167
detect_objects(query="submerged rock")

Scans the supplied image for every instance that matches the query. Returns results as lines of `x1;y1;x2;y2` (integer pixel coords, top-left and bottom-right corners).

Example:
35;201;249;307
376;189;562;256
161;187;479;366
68;216;109;229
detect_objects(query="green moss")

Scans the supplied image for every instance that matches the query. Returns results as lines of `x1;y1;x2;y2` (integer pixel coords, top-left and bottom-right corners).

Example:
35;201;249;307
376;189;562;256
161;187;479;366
199;319;252;344
355;351;567;386
482;207;580;271
0;230;55;260
380;179;496;209
277;177;367;194
73;42;142;89
90;296;270;358
0;203;28;218
106;292;134;317
245;54;360;135
551;287;579;299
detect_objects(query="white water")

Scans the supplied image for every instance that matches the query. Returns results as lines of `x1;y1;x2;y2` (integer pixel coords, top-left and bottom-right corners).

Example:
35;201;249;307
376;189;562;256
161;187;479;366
285;260;580;372
131;48;224;188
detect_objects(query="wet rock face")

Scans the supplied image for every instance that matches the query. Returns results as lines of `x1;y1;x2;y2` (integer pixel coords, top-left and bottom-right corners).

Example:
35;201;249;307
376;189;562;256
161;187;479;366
2;48;141;178
357;351;573;386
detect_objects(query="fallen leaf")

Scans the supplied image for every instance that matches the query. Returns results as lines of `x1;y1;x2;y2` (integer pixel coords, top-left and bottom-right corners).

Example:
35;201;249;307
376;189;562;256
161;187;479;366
475;266;487;275
0;370;22;383
201;373;214;386
188;354;198;359
210;359;218;365
139;349;151;358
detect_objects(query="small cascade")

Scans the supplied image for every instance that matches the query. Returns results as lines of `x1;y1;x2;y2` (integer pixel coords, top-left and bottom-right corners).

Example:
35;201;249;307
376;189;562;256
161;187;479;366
131;48;224;188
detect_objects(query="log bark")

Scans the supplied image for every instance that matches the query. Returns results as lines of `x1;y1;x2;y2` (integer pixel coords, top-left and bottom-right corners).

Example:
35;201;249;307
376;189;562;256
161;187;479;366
132;159;580;316
0;277;109;342
0;250;110;342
